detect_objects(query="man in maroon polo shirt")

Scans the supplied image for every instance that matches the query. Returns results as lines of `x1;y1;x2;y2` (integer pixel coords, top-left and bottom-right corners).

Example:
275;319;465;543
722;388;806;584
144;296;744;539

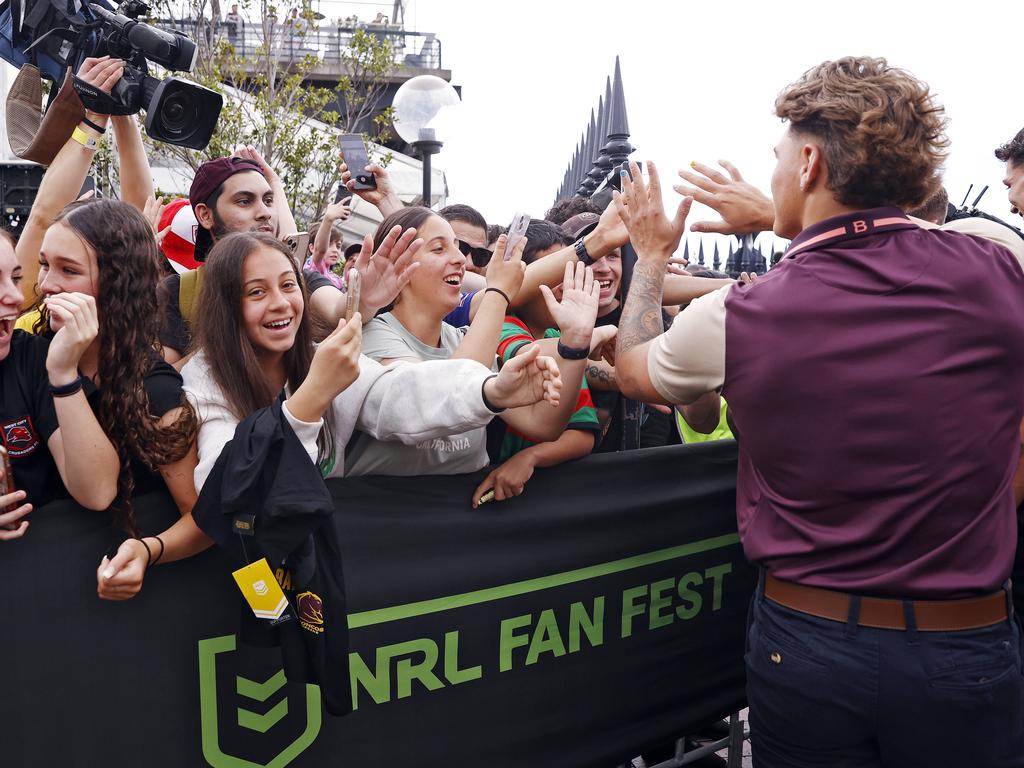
614;57;1024;768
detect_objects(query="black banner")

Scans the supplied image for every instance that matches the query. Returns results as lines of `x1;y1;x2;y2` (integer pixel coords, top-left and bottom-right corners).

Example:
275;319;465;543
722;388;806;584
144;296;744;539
2;441;754;767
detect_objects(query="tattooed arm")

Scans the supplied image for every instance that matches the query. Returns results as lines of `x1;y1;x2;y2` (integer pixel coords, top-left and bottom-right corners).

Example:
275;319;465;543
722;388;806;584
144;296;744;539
585;360;617;391
612;160;693;404
616;259;674;403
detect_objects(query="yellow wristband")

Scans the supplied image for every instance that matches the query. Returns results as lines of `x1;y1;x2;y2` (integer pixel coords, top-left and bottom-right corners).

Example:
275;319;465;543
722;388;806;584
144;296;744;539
71;126;99;151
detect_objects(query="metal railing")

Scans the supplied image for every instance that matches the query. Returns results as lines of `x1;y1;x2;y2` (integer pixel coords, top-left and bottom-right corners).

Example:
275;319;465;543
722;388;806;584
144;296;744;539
151;17;443;71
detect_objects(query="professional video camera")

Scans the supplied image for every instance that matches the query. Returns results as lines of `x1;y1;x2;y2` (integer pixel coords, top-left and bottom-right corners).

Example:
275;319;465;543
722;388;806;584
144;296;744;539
946;184;1024;241
4;0;222;150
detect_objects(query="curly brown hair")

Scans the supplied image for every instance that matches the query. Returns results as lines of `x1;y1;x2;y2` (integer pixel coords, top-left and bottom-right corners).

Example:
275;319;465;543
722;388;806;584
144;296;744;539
995;127;1024;166
774;56;949;210
50;200;197;535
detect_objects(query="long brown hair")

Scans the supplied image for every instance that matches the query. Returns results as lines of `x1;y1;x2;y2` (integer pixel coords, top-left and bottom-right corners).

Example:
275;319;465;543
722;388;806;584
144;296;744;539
194;232;321;418
51;199;197;534
194;233;335;469
373;206;439;312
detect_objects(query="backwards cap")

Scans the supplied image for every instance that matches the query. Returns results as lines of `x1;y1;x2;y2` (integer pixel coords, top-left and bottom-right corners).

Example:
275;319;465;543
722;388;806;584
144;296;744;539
188;156;264;261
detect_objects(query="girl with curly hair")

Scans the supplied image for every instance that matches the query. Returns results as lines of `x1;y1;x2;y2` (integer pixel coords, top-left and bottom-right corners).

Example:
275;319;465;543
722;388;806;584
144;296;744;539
35;199;197;552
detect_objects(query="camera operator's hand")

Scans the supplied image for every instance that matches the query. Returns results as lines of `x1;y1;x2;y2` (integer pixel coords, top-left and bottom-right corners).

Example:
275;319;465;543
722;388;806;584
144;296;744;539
676;160;775;235
614;160;691;265
44;292;99;384
339;160;403;217
76;56;125;124
0;489;31;541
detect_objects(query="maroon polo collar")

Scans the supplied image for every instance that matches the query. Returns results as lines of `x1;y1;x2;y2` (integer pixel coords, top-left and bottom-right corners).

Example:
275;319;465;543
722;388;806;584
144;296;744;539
785;207;917;260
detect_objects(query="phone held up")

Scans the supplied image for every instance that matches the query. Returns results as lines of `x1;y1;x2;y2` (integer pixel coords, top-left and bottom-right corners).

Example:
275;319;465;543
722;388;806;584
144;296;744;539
339;134;377;191
345;268;361;323
505;212;530;261
0;446;17;519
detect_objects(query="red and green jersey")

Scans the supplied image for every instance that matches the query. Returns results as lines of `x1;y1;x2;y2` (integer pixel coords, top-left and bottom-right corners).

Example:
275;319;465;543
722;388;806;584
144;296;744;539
495;316;600;462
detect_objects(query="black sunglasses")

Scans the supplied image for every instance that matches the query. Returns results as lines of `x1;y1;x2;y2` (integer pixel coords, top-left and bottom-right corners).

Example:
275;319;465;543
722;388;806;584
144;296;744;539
457;239;493;268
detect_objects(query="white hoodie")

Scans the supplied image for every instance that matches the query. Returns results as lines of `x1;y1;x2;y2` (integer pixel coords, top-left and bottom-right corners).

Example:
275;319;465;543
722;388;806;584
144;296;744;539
183;351;497;490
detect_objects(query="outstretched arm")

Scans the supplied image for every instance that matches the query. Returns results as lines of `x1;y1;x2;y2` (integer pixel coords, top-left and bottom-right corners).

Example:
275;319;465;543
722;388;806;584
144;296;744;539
615;161;692;404
111;115;154;213
17;57;123;303
675;160;774;236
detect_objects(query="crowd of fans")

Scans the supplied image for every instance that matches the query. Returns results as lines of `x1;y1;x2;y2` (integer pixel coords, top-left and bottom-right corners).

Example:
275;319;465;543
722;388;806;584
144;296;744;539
4;49;1024;767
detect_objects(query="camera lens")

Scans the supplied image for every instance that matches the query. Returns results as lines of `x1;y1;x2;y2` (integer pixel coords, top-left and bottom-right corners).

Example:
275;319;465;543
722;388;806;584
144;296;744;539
159;91;197;137
145;76;223;150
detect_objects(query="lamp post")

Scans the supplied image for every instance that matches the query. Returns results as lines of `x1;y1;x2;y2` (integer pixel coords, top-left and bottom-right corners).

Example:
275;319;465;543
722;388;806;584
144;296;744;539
392;75;460;207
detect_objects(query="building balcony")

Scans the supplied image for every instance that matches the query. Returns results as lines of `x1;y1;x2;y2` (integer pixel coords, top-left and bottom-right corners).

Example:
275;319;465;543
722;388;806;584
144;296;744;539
151;17;451;83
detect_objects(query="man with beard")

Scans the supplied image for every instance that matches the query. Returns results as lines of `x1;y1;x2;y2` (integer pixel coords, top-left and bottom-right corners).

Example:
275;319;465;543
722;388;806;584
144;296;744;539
159;154;296;362
160;154;414;363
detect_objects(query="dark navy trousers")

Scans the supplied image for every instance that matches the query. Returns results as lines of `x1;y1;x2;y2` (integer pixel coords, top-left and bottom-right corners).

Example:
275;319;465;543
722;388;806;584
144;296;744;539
745;590;1024;767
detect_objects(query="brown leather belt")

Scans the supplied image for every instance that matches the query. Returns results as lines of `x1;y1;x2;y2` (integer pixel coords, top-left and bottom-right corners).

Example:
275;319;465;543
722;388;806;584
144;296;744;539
764;574;1008;631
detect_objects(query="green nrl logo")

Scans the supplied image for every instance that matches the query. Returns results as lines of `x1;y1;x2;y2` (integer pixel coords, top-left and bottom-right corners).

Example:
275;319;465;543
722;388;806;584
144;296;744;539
198;635;321;768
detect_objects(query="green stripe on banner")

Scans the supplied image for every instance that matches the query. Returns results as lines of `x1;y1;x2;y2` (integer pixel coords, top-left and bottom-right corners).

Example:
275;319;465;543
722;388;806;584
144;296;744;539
348;532;741;629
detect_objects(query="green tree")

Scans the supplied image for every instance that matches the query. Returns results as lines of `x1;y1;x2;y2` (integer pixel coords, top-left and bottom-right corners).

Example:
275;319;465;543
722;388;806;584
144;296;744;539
142;0;395;226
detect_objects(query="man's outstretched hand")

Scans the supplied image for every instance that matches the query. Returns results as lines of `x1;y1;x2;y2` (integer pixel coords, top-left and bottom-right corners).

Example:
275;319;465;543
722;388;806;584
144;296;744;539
675;160;775;236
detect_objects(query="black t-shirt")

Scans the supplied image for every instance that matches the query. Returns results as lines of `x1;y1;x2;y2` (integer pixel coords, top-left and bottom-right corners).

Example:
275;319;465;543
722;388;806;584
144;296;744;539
592;304;679;452
593;305;622;453
159;268;336;355
83;357;186;497
0;331;61;505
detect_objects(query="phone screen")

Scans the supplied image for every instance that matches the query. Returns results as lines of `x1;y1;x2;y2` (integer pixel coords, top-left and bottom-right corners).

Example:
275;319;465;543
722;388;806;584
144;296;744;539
505;212;530;261
339;135;376;191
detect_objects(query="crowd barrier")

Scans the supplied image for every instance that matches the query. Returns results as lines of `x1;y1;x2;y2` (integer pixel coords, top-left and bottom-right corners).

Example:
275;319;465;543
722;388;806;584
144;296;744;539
1;441;754;767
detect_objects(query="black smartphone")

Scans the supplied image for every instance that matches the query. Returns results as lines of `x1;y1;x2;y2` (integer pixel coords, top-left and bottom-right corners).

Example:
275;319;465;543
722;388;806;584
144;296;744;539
339;134;377;191
78;175;99;199
334;182;351;204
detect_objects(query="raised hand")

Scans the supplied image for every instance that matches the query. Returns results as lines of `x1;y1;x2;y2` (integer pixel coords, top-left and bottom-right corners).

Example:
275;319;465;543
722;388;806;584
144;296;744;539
539;261;600;349
76;56;125;97
485;343;562;409
143;195;166;237
484;234;526;303
588;324;617;365
614;160;691;264
592;193;630;250
675;160;774;235
323;196;352;222
44;292;99;383
232;144;280;184
97;538;149;600
308;313;362;400
339;160;401;215
349;226;422;319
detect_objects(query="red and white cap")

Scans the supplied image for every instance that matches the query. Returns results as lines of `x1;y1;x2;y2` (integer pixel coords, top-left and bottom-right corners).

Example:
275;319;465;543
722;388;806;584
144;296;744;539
158;198;201;273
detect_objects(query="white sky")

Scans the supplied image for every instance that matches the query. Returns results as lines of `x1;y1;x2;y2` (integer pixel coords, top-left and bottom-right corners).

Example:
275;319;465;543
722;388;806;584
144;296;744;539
369;0;1019;253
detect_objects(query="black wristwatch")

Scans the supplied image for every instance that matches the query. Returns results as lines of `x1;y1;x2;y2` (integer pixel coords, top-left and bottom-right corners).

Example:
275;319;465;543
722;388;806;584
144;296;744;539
574;236;594;266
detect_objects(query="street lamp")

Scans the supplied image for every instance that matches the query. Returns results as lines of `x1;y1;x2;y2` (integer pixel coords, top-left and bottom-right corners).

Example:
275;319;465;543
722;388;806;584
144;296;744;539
392;75;460;207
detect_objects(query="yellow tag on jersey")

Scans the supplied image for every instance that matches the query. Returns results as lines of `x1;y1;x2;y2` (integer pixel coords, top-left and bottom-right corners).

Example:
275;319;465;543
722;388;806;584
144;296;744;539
232;559;288;620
